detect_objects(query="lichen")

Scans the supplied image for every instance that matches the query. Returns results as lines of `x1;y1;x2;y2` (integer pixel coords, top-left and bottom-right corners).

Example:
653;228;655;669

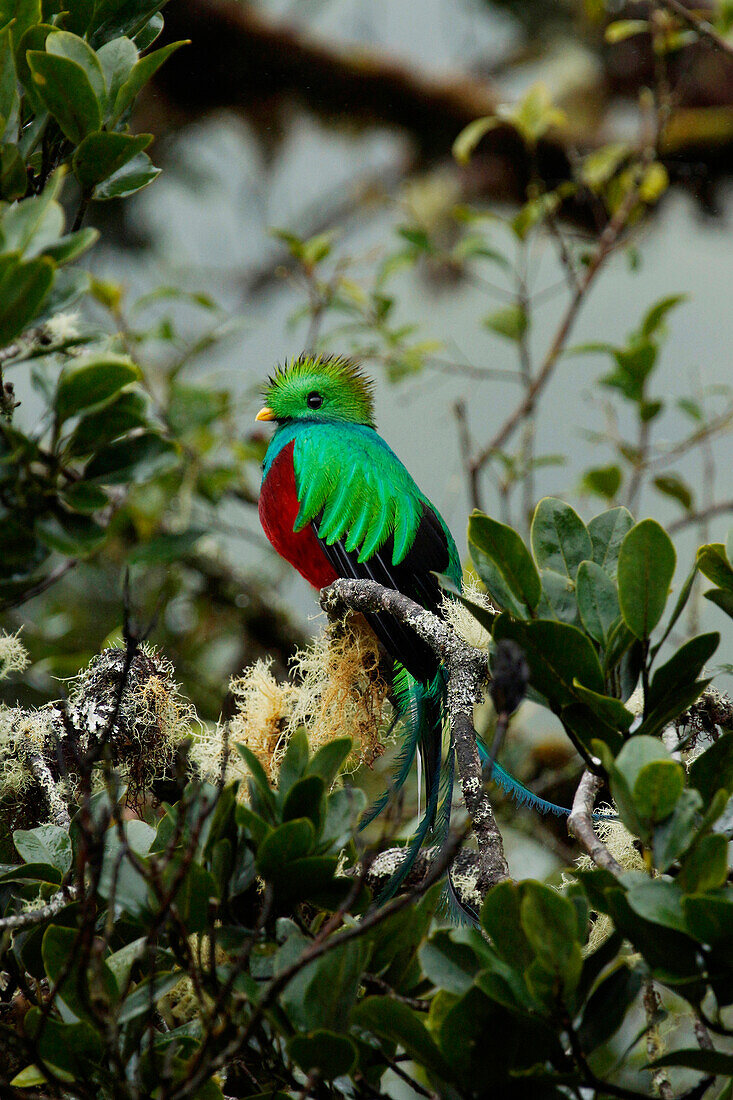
0;631;29;681
441;580;495;652
567;816;645;953
287;614;390;771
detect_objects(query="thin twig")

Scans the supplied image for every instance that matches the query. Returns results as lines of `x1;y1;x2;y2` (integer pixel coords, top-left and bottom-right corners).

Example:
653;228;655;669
657;0;733;58
644;977;673;1099
667;498;733;534
0;559;77;611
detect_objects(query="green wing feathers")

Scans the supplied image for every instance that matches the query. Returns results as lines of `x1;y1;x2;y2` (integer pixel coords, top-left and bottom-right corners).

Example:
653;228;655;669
293;427;424;566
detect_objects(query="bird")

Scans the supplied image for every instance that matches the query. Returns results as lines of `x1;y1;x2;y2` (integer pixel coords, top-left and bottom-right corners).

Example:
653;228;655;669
256;353;567;906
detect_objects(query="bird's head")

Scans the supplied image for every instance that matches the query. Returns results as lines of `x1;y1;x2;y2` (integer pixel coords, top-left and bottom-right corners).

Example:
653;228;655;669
256;354;376;428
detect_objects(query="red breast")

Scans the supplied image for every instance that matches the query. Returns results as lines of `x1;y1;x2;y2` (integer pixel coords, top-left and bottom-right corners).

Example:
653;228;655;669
259;441;339;590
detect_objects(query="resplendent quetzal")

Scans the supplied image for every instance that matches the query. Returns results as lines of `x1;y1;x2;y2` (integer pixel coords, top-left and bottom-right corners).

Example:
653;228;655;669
256;354;565;897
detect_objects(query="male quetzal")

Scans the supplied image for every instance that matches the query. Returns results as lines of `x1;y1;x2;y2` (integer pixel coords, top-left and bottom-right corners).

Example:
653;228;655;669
256;354;564;896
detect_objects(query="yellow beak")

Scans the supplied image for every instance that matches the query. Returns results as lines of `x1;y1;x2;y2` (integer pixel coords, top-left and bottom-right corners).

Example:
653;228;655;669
255;406;275;422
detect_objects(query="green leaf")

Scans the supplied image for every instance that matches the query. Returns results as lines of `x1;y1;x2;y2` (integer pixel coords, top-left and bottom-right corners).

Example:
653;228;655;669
697;543;733;590
287;1031;357;1080
492;614;604;708
468;511;541;614
73;131;152;189
98;819;155;916
651;562;698;658
42;226;99;264
351;996;451;1081
96;35;138;107
562;703;625;755
55;355;140;423
641;294;686;337
452;115;499;164
45;30;106;108
480;881;538;973
0;255;54;344
65;389;147;456
579;144;628;190
280;929;367;1031
506;83;566;147
648;632;719;712
14;825;72;874
689;731;733;801
111;39;188;121
59;483;109;515
235;743;277;819
84;431;179;484
22;1009;103;1079
625;876;688;934
0;23;19;140
256;819;315;878
636;678;711;739
581;463;622;500
36;512;107;557
521;883;583;991
92;150;160;199
91;0;168;45
419;930;478;995
133;13;164;49
531;497;592;580
306;738;352;786
275;856;344;907
11;1065;72;1087
679;833;729;894
683;891;733;944
118;971;182;1024
537;568;577;623
704;587;733;619
578;962;642;1052
484;303;528;342
42;925;114;1020
127;529;204;566
576;560;620;644
614;735;672;790
14;22;54;115
0;144;27;200
617;519;676;638
653;474;693;511
653;789;703;872
649;1050;733;1075
278;728;309;794
633;760;685;822
588;506;634;578
281;776;325;831
571;683;634;732
27;51;101;142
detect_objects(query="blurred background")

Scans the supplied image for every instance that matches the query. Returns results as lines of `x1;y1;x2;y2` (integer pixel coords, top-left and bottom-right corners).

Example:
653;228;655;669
5;0;733;877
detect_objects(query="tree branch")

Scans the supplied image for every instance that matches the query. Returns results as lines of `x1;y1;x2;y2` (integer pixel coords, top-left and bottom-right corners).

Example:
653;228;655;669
0;887;79;933
320;577;509;893
568;769;623;876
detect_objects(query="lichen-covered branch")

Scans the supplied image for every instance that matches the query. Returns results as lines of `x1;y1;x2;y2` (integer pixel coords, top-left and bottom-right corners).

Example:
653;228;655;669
568;769;623;877
0;886;79;932
320;577;509;894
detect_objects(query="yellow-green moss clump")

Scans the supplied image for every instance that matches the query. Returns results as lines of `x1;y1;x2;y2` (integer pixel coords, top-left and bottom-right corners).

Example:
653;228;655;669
191;615;391;791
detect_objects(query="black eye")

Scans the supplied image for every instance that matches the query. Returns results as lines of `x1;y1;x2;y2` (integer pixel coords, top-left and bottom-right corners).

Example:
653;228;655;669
306;391;323;410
